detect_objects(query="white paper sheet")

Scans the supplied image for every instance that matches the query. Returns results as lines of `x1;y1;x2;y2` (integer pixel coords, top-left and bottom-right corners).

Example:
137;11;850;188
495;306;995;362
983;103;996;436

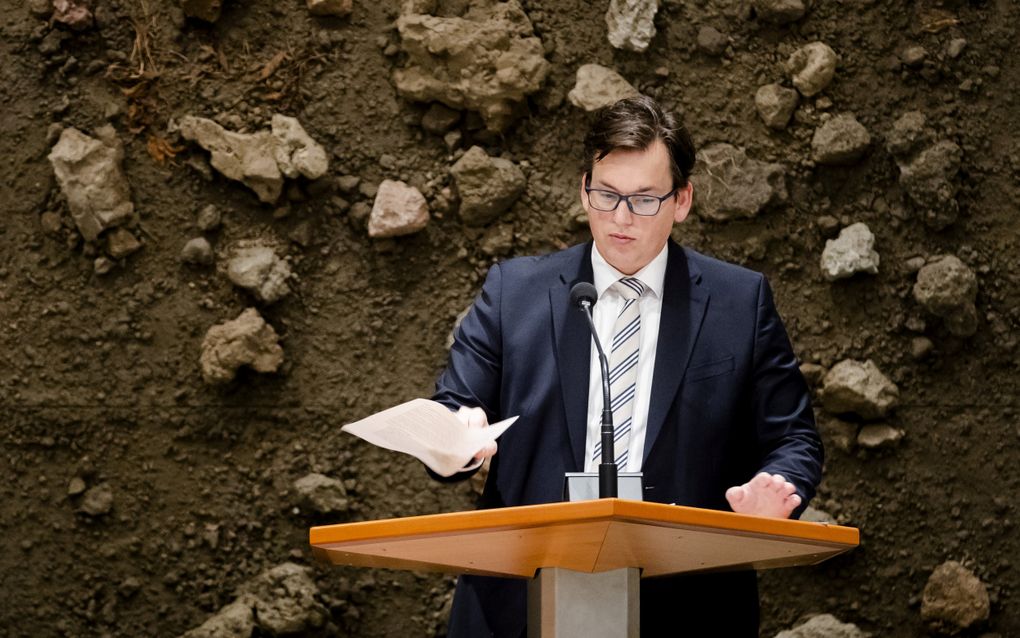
341;398;518;477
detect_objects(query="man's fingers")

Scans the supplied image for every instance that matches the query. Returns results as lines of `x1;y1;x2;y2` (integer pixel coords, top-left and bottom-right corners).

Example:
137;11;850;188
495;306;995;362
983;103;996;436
781;481;797;497
750;472;772;489
725;486;745;504
457;406;489;429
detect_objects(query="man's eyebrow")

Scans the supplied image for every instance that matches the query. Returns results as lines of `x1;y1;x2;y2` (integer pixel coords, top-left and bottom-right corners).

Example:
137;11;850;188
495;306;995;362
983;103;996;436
594;179;658;194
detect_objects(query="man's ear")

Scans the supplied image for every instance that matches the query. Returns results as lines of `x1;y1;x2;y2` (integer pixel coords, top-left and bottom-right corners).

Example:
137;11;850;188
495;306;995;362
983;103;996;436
579;173;591;214
673;182;694;224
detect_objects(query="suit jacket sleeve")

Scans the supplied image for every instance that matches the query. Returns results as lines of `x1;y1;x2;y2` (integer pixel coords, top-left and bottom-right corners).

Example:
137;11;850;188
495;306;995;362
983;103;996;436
427;263;505;483
751;275;824;518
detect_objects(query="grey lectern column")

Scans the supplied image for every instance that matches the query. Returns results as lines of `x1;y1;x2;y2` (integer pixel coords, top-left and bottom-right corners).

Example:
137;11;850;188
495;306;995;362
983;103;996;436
527;567;640;637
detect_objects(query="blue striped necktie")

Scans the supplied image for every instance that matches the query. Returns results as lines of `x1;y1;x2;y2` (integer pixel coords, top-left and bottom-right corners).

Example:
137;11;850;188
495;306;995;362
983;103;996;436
592;276;645;469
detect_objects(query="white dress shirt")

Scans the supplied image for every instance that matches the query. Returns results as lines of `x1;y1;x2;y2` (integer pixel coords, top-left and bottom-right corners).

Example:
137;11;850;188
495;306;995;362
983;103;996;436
583;242;669;472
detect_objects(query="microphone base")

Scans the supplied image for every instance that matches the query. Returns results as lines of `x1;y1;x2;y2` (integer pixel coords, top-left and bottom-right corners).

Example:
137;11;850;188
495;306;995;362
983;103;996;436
563;472;644;502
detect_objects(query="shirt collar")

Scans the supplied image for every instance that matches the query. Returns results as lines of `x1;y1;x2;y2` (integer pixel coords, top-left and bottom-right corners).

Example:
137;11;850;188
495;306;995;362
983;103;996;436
591;241;668;300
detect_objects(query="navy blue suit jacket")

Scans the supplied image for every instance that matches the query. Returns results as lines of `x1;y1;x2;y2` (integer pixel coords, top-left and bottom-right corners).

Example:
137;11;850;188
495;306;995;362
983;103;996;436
432;239;823;637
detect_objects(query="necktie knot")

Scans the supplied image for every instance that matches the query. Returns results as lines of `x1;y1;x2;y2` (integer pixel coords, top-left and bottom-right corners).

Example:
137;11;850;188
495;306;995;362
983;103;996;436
613;277;645;301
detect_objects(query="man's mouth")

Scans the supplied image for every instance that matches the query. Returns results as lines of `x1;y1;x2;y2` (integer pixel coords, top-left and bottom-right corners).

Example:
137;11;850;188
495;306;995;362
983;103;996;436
609;233;634;242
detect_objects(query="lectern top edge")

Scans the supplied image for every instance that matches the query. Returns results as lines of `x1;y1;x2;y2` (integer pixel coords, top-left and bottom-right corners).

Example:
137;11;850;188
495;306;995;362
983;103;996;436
309;498;859;548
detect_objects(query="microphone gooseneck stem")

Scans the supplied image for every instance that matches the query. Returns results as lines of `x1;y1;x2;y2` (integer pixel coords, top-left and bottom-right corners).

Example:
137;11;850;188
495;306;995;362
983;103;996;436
581;300;618;498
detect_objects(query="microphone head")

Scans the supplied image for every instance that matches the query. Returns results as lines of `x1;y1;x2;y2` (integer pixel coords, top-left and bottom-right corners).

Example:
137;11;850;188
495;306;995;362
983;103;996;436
569;282;598;309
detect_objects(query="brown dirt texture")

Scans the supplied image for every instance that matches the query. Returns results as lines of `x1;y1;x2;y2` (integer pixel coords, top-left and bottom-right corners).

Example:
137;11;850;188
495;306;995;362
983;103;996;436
2;0;1019;636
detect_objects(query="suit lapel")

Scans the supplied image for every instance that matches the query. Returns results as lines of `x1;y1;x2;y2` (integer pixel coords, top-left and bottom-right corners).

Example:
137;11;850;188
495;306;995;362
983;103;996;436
642;241;711;464
550;242;595;472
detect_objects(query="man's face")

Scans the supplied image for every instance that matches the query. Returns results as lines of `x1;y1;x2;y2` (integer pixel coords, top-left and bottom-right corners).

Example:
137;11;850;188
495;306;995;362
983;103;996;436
581;139;693;276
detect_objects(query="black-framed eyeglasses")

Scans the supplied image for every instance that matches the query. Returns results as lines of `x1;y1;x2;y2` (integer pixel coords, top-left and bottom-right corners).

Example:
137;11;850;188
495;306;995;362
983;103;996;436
584;174;678;217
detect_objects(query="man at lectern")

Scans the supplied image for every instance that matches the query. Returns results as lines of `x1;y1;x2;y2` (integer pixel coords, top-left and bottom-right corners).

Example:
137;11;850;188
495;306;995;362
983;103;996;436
431;95;823;637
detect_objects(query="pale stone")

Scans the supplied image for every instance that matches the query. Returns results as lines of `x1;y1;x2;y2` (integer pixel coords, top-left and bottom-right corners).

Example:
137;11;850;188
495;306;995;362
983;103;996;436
921;561;990;634
293;473;349;514
787;42;838;97
48;126;135;242
368;179;430;238
567;64;640;112
913;256;978;337
605;0;660;52
451;146;526;226
271;114;329;180
812;114;871;165
755;83;799;130
80;483;113;516
181;237;214;266
392;1;550;132
200;308;284;385
773;613;870;638
821;359;899;420
820;222;879;281
226;245;293;304
857;424;904;449
177;115;328;204
692;143;787;221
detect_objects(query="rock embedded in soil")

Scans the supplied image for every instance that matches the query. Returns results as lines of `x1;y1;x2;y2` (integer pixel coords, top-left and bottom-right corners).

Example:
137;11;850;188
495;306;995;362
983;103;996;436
692;143;787;221
812;114;871;165
181;563;326;637
901;45;927;68
912;256;978;337
821;359;899;420
786;42;838;97
897;140;963;230
886;111;931;157
226;244;293;304
176;114;328;204
307;0;352;17
271;115;329;181
567;64;640;112
421;103;461;134
773;613;870;638
450;146;526;227
199;308;284;385
696;26;728;57
857;424;904;449
181;237;214;266
752;0;806;24
392;0;550;132
368;179;430;238
196;204;222;231
53;0;94;30
67;477;86;496
236;563;328;635
48;126;135;243
755;83;799;130
105;227;141;259
820;222;879;281
293;472;350;514
921;561;990;634
80;482;113;516
605;0;660;52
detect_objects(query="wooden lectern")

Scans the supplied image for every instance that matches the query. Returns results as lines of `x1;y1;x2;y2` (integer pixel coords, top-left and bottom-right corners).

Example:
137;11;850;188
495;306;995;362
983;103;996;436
310;499;859;637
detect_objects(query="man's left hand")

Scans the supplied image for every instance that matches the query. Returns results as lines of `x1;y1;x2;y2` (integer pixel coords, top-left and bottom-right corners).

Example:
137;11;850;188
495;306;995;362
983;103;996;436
725;472;801;519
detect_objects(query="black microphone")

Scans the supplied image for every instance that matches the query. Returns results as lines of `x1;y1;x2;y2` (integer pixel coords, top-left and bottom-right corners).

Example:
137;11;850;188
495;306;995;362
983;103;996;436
569;282;618;499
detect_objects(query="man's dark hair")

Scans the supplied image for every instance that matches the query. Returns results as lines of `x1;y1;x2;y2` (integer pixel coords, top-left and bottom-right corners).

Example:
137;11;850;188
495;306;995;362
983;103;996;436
582;95;696;189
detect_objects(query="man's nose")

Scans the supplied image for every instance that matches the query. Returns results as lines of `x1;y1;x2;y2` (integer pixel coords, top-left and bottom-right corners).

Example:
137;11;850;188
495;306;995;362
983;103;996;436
611;198;632;224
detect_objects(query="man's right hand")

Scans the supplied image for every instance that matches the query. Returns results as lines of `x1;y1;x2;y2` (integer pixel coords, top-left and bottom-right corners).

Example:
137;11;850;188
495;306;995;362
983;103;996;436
457;406;497;466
